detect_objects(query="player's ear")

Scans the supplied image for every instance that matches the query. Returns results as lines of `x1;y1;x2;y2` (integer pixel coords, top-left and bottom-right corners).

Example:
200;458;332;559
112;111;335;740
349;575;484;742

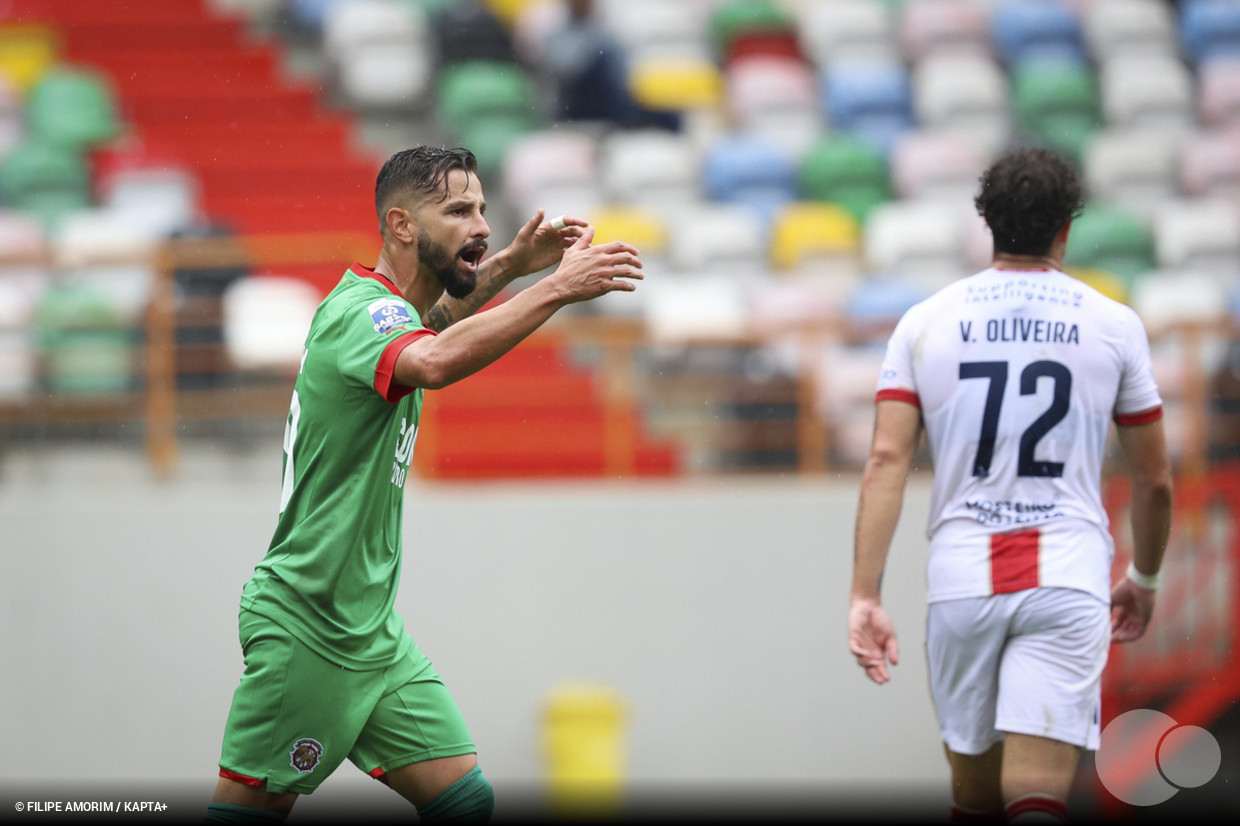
385;205;417;245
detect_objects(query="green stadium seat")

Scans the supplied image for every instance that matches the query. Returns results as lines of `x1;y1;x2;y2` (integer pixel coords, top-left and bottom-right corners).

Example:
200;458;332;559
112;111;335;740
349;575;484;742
1063;204;1157;286
0;140;91;230
435;60;538;174
797;134;892;224
1011;59;1103;166
25;66;121;150
34;281;135;395
709;0;799;62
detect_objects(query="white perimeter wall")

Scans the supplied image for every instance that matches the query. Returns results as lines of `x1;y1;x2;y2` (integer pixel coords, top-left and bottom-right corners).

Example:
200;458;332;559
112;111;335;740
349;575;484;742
0;442;946;820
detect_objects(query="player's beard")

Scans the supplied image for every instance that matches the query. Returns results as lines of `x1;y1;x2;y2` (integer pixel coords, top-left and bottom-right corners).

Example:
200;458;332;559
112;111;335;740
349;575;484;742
418;228;483;299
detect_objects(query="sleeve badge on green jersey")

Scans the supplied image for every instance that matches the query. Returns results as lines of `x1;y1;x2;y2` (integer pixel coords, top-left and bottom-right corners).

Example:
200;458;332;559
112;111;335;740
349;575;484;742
368;298;415;334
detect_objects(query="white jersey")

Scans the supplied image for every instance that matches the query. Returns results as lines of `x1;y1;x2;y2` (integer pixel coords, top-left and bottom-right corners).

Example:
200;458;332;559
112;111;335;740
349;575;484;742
876;268;1163;604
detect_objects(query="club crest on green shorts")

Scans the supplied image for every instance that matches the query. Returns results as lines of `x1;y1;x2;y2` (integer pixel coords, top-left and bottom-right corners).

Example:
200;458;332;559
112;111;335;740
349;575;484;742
290;737;324;774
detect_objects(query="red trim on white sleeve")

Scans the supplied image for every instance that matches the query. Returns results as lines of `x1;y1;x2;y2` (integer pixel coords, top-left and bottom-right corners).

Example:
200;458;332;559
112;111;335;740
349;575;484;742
375;329;435;402
876;388;921;408
1114;406;1163;427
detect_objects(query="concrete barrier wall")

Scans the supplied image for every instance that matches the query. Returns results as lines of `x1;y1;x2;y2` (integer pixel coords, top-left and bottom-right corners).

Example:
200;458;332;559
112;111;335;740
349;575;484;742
0;443;947;819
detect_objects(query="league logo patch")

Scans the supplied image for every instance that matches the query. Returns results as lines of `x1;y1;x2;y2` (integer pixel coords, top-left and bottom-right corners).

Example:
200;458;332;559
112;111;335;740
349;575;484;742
289;737;324;774
368;298;414;334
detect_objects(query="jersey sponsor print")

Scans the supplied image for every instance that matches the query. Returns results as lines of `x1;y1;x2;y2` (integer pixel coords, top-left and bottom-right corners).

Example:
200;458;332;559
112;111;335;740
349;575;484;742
876;269;1162;604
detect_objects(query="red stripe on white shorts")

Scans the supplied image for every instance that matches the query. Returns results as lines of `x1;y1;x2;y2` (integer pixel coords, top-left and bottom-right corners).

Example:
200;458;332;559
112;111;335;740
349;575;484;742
990;529;1040;595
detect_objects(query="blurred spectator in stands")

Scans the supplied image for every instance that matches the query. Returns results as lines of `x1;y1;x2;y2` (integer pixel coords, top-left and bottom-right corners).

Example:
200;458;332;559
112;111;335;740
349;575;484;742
1208;337;1240;463
535;0;680;130
430;0;517;66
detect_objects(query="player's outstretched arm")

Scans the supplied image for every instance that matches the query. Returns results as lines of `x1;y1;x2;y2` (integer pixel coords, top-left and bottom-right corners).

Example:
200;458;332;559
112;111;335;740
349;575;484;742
849;399;922;684
396;227;642;389
422;210;588;332
1111;417;1173;643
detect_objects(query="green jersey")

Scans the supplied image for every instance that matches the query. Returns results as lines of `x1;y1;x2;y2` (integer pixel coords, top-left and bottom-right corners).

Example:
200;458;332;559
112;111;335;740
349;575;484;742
240;263;433;669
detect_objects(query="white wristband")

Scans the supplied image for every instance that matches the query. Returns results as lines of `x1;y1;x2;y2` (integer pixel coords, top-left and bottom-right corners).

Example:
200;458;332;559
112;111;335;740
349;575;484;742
1126;561;1161;590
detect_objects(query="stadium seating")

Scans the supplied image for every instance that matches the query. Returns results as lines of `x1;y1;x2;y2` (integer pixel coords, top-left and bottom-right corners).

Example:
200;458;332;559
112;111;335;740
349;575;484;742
0;75;24;162
1062;203;1157;285
1179;127;1240;204
822;59;915;158
598;0;709;63
628;53;724;113
665;201;768;278
642;272;753;342
767;200;863;277
797;134;892;223
585;204;670;287
429;0;517;65
322;0;435;110
599;129;700;213
435;60;540;176
898;0;993;63
1082;0;1178;61
1130;267;1230;334
889;128;990;203
708;0;800;65
1180;0;1240;65
912;53;1013;158
862;199;969;286
222;275;323;371
25;66;120;151
33;277;135;395
795;0;897;67
0;22;61;94
1098;53;1195;135
5;0;1239;477
701;133;799;232
990;0;1088;67
1152;198;1240;276
1082;128;1182;222
1067;266;1130;304
0;140;91;231
501;128;602;223
724;55;821;160
1010;58;1102;165
1198;57;1240;128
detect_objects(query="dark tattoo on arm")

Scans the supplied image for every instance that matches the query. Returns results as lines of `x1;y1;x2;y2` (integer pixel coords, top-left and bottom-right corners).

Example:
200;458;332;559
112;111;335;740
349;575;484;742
423;255;519;333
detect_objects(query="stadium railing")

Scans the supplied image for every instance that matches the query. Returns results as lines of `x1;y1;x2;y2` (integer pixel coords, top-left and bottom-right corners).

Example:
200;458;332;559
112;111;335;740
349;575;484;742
0;238;1231;482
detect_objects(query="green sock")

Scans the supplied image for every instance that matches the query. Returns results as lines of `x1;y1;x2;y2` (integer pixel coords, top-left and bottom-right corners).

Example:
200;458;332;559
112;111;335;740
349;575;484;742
203;802;288;823
418;766;495;823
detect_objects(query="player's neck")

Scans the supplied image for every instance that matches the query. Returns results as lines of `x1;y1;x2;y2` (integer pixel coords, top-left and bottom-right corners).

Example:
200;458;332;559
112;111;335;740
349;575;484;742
375;246;439;315
991;252;1062;272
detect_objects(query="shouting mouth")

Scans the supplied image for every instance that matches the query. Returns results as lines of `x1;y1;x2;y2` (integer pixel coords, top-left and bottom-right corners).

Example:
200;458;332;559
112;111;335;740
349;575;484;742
459;244;487;272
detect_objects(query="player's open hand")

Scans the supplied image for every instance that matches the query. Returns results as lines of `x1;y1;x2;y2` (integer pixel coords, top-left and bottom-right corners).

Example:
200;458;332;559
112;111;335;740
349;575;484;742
1110;577;1156;643
507;209;590;276
548;226;644;304
849;597;900;684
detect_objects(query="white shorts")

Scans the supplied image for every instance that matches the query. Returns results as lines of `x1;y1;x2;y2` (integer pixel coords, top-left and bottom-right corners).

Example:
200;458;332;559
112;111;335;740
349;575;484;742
926;587;1110;756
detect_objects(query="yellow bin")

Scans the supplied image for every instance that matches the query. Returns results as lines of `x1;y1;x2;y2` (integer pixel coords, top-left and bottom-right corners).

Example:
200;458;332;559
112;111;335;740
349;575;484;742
542;683;628;816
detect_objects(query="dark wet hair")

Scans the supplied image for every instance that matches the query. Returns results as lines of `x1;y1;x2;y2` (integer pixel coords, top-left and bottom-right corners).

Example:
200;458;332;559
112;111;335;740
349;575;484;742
375;146;478;229
974;147;1084;257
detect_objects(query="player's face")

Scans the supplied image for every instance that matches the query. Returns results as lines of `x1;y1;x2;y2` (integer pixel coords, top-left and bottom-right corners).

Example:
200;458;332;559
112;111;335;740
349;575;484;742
417;168;490;299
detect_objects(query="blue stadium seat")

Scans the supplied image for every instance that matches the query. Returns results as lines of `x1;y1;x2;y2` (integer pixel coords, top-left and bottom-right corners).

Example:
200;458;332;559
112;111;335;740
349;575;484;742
991;0;1088;67
822;59;914;158
1181;0;1240;64
702;133;798;233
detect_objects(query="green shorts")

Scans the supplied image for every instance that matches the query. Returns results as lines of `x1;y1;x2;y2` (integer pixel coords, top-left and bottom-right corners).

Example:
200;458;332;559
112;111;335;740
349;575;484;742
218;610;476;794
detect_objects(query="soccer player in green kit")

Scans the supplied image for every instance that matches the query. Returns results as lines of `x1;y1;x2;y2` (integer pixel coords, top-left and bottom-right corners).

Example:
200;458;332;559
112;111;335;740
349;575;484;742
205;147;644;824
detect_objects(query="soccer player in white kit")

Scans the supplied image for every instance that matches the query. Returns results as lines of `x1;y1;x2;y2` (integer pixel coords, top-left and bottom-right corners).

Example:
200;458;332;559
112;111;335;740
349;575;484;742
848;148;1173;822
